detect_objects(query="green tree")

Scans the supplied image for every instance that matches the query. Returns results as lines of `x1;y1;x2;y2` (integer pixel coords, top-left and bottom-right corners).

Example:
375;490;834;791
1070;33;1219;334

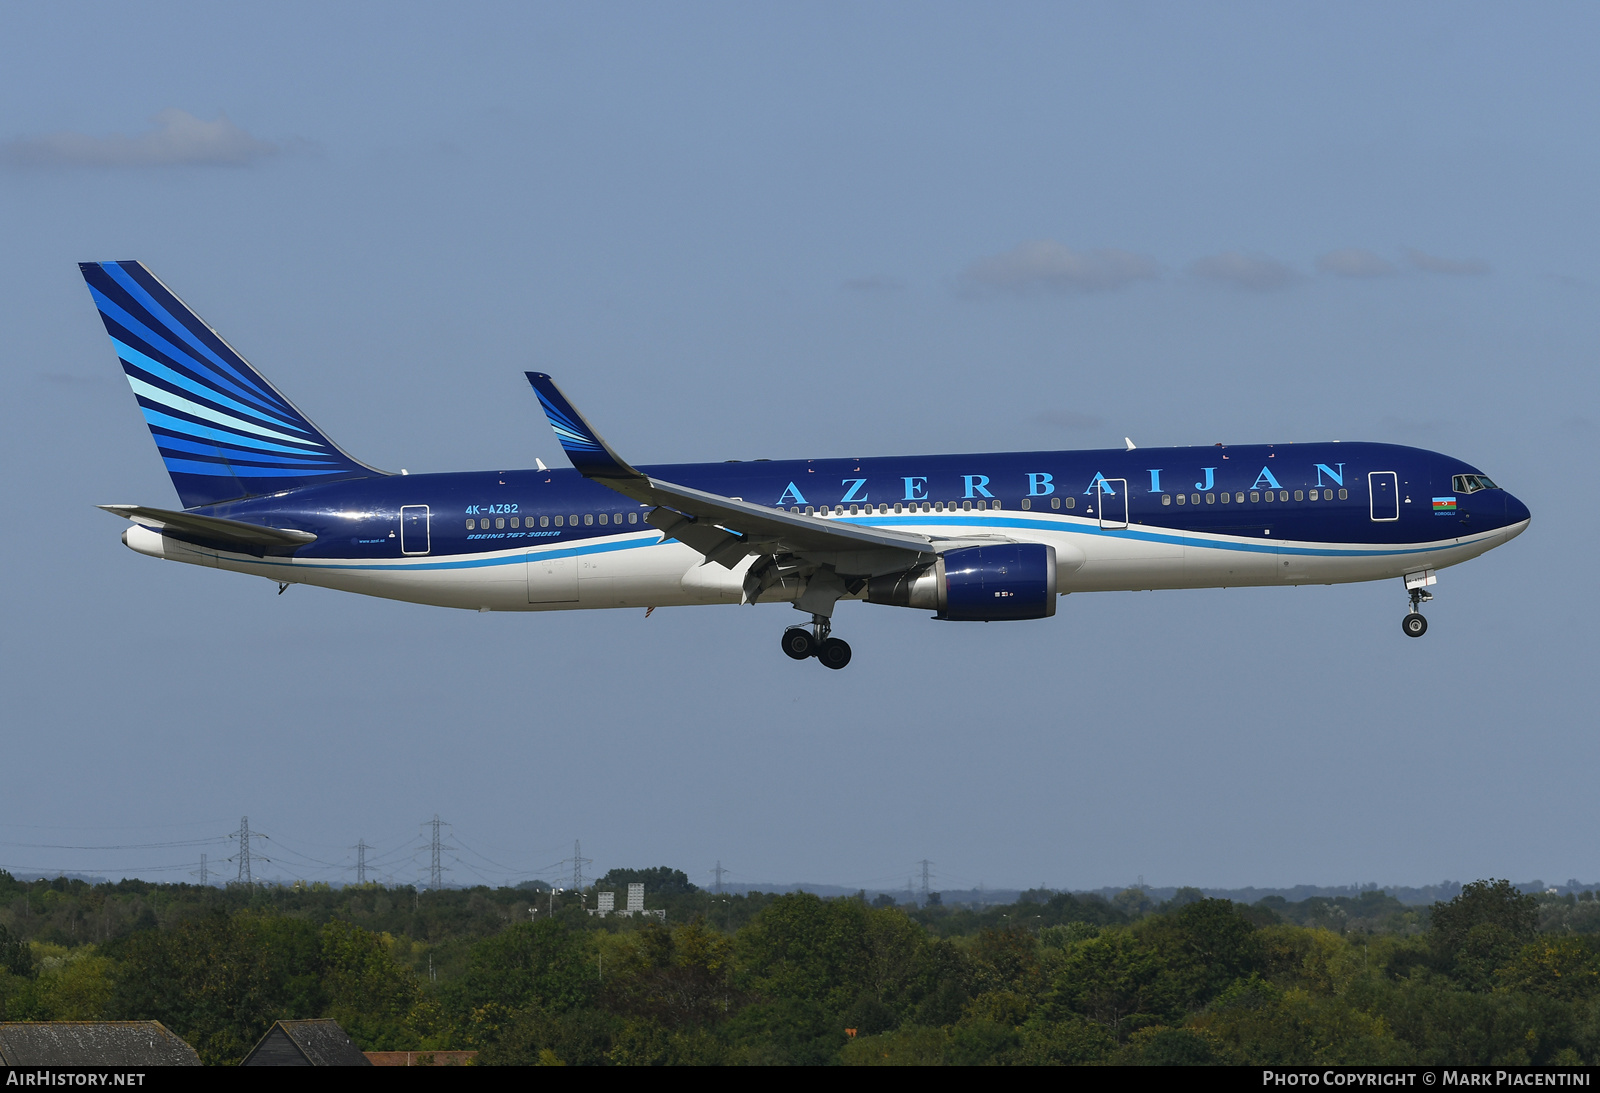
736;893;940;1019
1495;938;1600;1001
0;924;32;977
1139;898;1263;1008
319;921;433;1049
109;909;326;1065
1430;880;1540;989
598;867;697;897
1047;931;1176;1039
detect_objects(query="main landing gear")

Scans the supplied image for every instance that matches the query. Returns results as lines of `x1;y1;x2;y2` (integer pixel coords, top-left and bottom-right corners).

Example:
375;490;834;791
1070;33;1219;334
1402;586;1432;638
782;614;852;670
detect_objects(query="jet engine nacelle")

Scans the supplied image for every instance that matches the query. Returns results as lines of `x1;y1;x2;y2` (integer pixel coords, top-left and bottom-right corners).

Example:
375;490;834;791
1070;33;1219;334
867;543;1057;621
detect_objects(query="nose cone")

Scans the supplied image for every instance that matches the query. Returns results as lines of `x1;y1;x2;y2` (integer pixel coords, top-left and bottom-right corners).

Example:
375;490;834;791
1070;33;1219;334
1503;492;1531;535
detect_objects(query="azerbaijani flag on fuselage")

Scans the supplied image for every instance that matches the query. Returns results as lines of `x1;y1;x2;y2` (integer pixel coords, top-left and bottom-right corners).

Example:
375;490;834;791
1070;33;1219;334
1433;497;1457;514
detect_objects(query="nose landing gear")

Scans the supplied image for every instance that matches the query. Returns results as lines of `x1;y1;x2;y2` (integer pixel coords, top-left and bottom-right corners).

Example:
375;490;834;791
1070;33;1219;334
780;614;852;669
1402;586;1432;638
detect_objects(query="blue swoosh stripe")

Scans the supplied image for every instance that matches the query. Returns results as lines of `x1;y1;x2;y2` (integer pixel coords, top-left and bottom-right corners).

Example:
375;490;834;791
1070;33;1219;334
849;513;1453;559
535;393;604;450
155;435;343;467
218;519;1471;576
102;262;284;409
129;378;314;445
115;338;304;432
247;533;656;572
143;410;328;456
89;285;285;417
161;458;348;479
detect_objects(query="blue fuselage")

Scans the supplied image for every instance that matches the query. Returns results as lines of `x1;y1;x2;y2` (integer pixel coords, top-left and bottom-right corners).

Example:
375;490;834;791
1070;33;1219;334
198;441;1529;565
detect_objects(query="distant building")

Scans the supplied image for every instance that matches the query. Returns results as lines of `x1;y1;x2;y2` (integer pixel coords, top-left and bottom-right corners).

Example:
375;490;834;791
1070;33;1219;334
0;1022;200;1066
241;1019;372;1066
588;882;666;920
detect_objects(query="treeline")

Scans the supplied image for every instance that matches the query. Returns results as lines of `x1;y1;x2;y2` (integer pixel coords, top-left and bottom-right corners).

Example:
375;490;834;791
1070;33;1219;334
4;869;1600;1064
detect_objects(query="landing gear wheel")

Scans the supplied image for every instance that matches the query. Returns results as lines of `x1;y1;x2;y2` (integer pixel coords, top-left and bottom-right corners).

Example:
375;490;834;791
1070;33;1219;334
1402;612;1428;638
817;637;852;670
781;628;818;660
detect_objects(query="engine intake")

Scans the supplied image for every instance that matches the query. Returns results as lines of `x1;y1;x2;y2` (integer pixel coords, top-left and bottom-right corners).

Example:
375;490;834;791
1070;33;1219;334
867;544;1057;621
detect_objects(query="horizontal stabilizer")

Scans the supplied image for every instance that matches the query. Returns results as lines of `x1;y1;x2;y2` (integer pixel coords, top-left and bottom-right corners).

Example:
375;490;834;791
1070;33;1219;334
99;504;317;548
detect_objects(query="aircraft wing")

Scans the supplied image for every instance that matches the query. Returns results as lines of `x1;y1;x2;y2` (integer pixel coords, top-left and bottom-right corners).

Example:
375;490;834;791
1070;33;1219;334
99;504;317;548
525;372;933;573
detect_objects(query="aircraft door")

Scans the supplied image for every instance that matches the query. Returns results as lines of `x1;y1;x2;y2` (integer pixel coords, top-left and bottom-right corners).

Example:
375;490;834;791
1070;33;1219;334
1369;471;1399;522
400;505;431;554
1097;479;1128;529
527;551;578;603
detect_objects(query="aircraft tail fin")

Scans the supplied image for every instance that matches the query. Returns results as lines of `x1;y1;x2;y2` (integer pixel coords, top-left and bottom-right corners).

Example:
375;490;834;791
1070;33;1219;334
79;261;383;509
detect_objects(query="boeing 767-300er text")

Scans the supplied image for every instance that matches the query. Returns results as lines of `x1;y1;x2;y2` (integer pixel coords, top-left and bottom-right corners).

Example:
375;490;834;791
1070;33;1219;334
83;260;1530;669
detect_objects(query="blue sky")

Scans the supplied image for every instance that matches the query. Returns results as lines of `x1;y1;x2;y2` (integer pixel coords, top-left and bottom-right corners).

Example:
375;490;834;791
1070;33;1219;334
1;3;1595;893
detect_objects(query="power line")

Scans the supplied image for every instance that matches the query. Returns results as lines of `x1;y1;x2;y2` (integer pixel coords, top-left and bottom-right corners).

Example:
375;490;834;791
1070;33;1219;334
918;859;935;903
230;816;266;886
423;815;448;891
0;838;226;850
355;840;370;885
191;854;210;886
563;840;592;891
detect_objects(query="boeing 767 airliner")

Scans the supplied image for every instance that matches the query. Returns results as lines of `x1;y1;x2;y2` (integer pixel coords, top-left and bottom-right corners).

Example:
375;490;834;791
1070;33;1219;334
83;261;1530;669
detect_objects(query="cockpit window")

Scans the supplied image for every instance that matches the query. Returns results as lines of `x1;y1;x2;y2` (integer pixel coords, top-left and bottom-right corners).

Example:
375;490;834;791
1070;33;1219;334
1453;474;1501;494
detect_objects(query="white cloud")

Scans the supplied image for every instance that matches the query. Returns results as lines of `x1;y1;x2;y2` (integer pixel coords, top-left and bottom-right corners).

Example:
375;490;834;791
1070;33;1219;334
1187;252;1300;291
0;110;279;168
1405;248;1489;275
963;240;1161;294
1316;248;1396;277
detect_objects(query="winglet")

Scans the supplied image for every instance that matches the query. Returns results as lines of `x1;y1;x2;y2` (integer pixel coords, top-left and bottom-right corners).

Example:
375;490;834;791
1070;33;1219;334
524;373;642;480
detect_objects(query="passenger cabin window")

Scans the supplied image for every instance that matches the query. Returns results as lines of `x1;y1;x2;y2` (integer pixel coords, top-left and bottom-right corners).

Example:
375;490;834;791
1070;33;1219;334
629;512;639;523
1176;494;1186;505
1338;489;1348;500
584;514;594;526
598;513;608;525
1262;492;1272;502
541;516;550;527
1021;498;1031;510
1250;491;1260;503
1051;497;1061;510
496;517;505;528
1294;490;1303;501
1206;493;1215;504
466;519;475;529
1064;497;1074;509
